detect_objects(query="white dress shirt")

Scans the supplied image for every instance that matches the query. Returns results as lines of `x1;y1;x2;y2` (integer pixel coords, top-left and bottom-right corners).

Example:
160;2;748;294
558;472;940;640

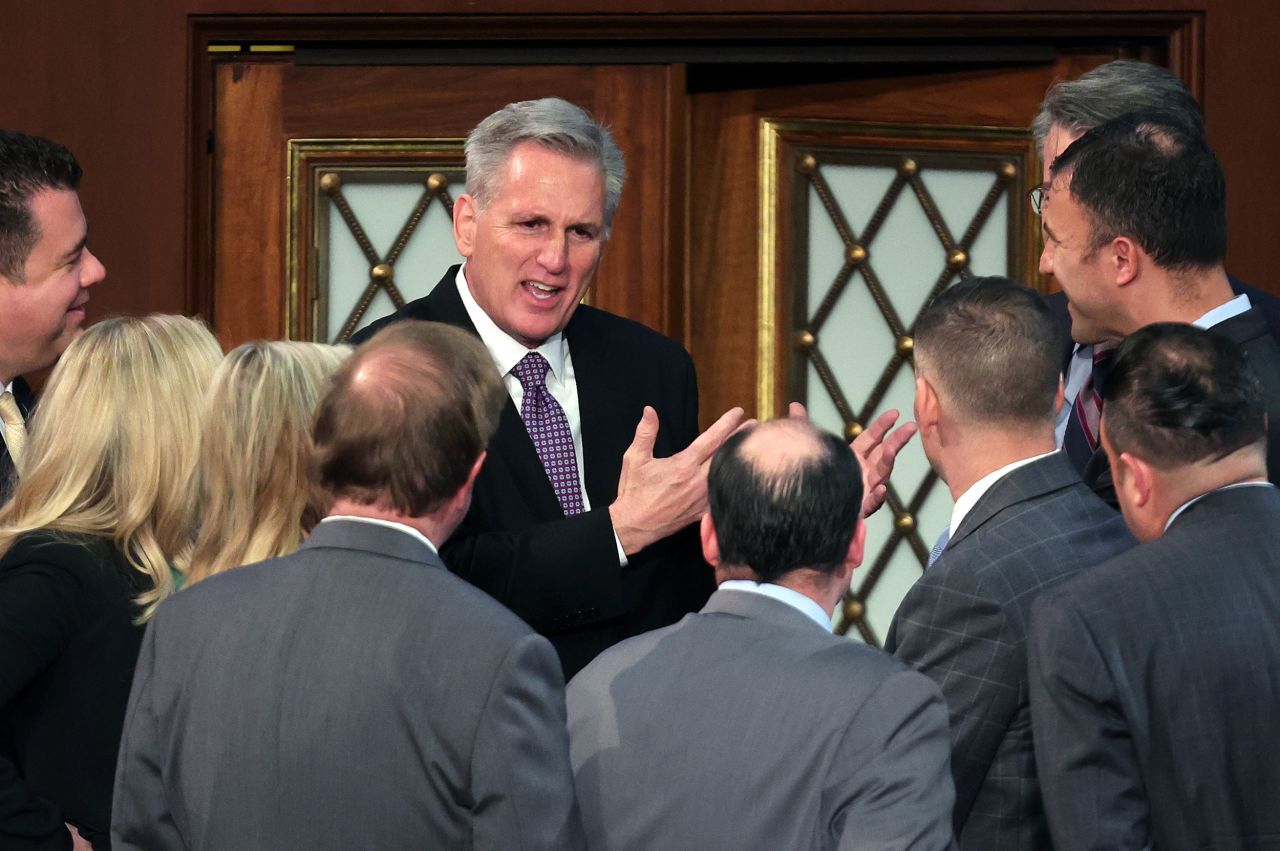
0;380;12;452
455;264;627;565
948;450;1061;538
319;515;439;555
718;579;833;631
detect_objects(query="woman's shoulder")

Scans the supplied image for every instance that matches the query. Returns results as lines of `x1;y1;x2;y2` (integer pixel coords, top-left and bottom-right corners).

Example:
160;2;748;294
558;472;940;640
0;531;121;580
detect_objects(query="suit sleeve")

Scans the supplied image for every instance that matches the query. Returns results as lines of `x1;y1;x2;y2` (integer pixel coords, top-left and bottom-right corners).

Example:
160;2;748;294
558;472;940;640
886;569;1022;830
828;669;957;851
470;633;585;851
110;620;183;850
0;558;83;851
1028;595;1150;851
443;350;703;635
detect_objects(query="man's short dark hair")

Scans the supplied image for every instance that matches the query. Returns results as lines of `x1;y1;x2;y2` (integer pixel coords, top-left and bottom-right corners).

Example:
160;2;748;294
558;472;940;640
0;131;82;281
312;321;505;515
1103;323;1265;469
708;420;862;583
913;276;1063;426
1051;110;1226;272
1031;60;1204;153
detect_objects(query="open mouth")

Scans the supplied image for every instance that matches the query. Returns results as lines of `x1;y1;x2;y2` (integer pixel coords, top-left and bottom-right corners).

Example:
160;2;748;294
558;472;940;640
523;280;562;301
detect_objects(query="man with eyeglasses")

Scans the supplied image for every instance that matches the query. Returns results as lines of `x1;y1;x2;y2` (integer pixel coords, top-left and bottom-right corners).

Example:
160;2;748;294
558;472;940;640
1030;60;1280;502
1036;109;1280;492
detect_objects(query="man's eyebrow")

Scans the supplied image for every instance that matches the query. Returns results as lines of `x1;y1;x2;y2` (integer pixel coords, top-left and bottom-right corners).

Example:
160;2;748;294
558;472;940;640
59;234;88;263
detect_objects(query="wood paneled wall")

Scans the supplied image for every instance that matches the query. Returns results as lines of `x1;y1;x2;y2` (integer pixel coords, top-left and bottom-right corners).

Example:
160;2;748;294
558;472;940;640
1;1;1277;331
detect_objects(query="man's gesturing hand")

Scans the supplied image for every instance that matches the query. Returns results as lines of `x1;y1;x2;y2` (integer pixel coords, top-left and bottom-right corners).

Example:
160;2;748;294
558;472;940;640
610;406;746;556
788;403;917;518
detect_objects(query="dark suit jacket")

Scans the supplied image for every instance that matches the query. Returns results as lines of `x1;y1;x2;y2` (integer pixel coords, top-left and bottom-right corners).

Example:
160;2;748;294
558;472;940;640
0;377;35;504
1028;485;1280;851
1050;280;1280;504
112;519;584;851
0;531;149;851
353;267;712;677
568;588;957;851
885;452;1135;850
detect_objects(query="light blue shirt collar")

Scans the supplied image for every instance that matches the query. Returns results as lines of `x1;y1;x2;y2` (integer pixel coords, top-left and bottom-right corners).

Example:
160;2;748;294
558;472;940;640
1193;293;1251;329
718;579;833;631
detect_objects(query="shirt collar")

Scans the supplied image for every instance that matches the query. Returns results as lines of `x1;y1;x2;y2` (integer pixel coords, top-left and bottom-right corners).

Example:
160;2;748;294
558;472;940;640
1192;293;1252;329
319;515;439;555
1163;480;1274;532
949;450;1061;538
456;263;568;382
717;579;832;631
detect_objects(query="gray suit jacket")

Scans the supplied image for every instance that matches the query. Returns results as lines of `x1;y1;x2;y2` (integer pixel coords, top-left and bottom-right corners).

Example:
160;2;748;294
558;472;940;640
111;519;584;851
567;588;957;851
1029;484;1280;851
885;452;1135;850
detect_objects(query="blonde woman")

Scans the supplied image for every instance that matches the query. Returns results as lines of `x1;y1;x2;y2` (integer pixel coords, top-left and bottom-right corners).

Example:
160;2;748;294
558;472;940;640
185;341;349;586
0;314;220;851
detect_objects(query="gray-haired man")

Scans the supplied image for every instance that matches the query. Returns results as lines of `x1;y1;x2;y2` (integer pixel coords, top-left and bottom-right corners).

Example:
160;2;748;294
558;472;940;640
356;98;909;677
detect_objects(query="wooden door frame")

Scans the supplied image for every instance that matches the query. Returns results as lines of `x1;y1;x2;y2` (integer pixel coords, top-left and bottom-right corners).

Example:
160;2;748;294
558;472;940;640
189;11;1200;341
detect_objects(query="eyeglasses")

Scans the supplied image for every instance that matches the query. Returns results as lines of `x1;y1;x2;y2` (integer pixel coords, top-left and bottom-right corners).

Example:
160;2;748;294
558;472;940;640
1028;185;1047;215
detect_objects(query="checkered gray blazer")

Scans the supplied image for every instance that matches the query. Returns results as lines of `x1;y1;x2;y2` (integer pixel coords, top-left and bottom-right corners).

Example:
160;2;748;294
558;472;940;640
885;451;1134;850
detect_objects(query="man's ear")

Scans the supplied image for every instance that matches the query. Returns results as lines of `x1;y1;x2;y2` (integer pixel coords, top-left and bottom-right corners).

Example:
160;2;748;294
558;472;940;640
915;374;941;436
454;451;487;512
453;193;478;259
846;516;867;571
1114;450;1154;510
1110;235;1142;287
699;512;720;568
1054;374;1066;418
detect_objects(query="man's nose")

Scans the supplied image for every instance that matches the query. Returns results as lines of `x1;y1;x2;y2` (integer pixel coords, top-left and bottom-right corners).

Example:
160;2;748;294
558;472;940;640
81;248;106;287
537;234;568;274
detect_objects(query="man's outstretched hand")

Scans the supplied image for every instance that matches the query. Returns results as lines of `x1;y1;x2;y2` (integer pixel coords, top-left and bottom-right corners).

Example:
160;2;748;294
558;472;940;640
610;406;748;556
789;402;917;517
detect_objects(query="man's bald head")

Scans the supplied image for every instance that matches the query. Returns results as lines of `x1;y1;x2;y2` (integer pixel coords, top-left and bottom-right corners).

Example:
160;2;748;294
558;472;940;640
313;321;505;515
708;419;862;583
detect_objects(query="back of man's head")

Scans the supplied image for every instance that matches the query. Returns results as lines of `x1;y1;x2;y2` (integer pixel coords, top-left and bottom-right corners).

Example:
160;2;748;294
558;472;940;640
913;276;1063;428
708;419;862;584
0;130;82;282
1051;109;1226;273
1103;322;1265;470
313;321;505;516
1031;59;1204;153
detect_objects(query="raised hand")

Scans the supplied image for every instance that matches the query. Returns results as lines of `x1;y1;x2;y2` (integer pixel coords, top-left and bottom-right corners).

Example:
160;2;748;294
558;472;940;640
610;406;747;555
789;402;917;518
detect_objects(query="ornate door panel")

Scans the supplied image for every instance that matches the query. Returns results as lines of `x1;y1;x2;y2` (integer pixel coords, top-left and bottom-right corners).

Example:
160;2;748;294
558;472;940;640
685;55;1120;643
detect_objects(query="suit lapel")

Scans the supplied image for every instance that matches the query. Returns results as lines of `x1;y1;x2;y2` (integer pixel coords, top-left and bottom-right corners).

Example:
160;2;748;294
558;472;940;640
949;452;1081;551
565;310;630;508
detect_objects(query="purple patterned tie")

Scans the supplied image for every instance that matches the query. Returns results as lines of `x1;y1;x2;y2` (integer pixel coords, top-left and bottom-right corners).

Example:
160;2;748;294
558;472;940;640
511;352;585;516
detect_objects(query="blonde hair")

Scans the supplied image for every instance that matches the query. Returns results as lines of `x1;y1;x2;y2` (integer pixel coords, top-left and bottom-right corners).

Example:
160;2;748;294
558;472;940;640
185;341;350;586
0;314;222;622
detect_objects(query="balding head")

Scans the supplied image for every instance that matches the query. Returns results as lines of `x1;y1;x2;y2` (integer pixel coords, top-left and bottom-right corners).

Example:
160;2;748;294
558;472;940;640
707;419;862;583
313;321;505;516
